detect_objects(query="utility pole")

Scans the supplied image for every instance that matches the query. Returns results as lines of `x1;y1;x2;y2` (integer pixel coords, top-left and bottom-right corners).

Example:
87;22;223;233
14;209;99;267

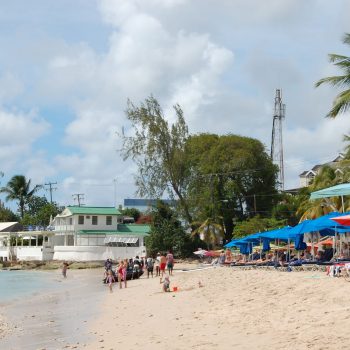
45;181;58;204
72;193;85;206
271;89;286;191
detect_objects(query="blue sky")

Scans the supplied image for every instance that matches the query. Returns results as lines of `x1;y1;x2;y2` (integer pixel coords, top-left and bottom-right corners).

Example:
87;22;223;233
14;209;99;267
0;0;349;211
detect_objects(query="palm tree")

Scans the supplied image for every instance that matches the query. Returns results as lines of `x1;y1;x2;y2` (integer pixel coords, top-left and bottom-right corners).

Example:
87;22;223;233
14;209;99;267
191;218;225;249
0;175;42;219
315;33;350;118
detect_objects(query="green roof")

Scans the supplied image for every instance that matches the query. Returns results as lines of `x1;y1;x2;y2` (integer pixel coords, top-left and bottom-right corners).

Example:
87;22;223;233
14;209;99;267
67;206;121;215
77;224;150;236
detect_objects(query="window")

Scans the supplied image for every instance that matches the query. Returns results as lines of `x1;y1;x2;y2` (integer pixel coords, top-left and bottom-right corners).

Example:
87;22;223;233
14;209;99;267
78;216;84;225
69;218;73;225
106;216;112;225
92;216;98;225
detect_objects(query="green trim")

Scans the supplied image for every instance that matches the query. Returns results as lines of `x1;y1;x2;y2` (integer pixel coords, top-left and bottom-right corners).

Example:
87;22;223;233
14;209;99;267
67;206;121;215
77;224;150;236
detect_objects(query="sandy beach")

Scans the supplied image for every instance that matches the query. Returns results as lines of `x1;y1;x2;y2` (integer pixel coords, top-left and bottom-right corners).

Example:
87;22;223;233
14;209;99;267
1;265;350;349
86;266;350;350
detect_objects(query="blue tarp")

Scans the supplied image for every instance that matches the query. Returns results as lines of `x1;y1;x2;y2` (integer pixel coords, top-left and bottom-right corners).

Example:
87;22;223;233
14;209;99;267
262;238;270;252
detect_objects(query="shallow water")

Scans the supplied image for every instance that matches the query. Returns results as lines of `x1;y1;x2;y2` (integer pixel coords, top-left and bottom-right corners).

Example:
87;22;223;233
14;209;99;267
0;270;59;303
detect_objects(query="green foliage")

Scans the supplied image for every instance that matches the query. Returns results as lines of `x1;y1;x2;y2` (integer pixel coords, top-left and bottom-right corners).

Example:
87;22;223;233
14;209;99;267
0;175;42;218
145;201;197;258
191;218;224;249
122;96;192;222
20;200;62;226
233;216;287;239
121;207;141;222
186;133;278;238
0;204;18;222
315;33;350;118
272;192;305;226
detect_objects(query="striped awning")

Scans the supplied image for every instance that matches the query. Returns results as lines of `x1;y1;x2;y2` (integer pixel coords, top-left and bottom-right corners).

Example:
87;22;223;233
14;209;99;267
103;237;139;244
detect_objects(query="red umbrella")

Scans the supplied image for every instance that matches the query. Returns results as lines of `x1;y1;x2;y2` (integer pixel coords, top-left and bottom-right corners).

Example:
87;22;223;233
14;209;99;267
330;215;350;226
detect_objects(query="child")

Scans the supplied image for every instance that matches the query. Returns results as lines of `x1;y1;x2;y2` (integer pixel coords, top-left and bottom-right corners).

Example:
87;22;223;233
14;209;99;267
107;270;115;293
160;275;170;292
62;262;69;278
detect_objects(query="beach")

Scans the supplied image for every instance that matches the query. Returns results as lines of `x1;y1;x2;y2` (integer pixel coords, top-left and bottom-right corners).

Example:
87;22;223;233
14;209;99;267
1;265;350;349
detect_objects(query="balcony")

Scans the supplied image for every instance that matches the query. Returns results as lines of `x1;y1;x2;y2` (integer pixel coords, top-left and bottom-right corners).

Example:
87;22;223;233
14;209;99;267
53;225;75;233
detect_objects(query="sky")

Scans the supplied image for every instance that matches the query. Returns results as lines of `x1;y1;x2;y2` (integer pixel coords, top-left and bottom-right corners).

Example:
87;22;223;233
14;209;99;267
0;0;349;210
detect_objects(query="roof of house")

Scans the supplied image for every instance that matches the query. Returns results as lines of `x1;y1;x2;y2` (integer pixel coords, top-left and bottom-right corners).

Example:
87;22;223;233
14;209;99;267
77;224;150;236
66;206;122;215
0;222;19;232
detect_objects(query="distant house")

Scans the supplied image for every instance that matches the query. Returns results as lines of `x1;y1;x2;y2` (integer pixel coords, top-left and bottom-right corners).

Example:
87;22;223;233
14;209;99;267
0;206;150;262
51;206;150;261
299;154;346;187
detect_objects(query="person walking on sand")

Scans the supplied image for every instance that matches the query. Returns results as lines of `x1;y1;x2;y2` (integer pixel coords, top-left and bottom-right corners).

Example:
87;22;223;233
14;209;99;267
146;256;154;278
159;253;167;278
107;270;115;293
166;250;174;276
117;260;124;289
62;261;69;278
155;253;161;277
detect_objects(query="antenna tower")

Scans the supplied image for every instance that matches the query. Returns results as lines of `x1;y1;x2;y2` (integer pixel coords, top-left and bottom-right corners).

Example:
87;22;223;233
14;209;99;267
270;89;286;190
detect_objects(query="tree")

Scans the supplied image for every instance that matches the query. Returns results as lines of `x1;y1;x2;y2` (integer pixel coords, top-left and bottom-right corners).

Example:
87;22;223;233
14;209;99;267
191;218;225;249
186;133;278;239
121;207;141;222
146;201;196;258
232;216;287;239
0;175;42;218
315;33;350;118
20;197;62;226
121;96;192;223
0;204;18;222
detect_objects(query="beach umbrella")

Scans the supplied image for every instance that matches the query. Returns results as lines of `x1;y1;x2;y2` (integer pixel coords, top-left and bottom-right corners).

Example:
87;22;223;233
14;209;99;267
330;214;350;226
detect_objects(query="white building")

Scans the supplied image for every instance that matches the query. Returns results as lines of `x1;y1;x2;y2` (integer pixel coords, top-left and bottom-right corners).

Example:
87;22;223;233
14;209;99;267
0;206;150;262
51;206;150;261
299;155;346;187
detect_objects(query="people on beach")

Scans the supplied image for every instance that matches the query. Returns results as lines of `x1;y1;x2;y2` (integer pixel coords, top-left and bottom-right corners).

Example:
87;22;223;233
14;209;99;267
122;259;128;288
62;262;69;278
155;253;161;276
160;275;170;292
118;260;124;289
146;256;154;278
159;253;167;278
166;250;174;275
107;270;115;293
219;250;225;265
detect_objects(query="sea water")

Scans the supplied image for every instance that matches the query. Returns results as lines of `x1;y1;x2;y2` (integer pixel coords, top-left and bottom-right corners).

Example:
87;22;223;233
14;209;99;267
0;270;59;302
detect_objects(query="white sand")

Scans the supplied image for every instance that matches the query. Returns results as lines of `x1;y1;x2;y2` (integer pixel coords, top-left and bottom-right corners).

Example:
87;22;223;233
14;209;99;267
1;266;350;349
86;266;350;350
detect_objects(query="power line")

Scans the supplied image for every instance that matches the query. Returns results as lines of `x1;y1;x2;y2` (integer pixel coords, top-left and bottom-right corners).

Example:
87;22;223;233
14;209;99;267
72;193;85;206
45;181;58;204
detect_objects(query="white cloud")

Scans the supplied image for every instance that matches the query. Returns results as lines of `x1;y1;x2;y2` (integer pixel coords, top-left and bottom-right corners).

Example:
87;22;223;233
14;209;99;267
0;108;49;173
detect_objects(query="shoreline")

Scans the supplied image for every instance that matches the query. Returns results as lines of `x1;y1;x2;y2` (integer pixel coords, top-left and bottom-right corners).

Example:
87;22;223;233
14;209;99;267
1;265;350;349
0;268;105;350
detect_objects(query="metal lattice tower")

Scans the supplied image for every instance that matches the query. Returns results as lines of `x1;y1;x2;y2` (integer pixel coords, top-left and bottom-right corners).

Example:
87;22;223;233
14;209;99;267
270;89;286;190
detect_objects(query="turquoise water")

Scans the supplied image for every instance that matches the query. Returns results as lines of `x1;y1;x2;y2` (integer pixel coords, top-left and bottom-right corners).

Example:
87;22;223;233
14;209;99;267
0;270;58;302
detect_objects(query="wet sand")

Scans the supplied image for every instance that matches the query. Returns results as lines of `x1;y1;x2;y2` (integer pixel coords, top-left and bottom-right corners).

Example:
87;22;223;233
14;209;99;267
2;265;350;350
0;268;104;350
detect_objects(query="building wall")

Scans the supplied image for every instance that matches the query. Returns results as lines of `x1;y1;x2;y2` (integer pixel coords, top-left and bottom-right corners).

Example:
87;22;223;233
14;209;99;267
16;247;54;261
55;214;121;232
53;245;146;261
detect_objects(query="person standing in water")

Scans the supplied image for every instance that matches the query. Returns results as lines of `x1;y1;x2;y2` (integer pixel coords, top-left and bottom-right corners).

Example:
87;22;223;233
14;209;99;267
62;262;69;278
